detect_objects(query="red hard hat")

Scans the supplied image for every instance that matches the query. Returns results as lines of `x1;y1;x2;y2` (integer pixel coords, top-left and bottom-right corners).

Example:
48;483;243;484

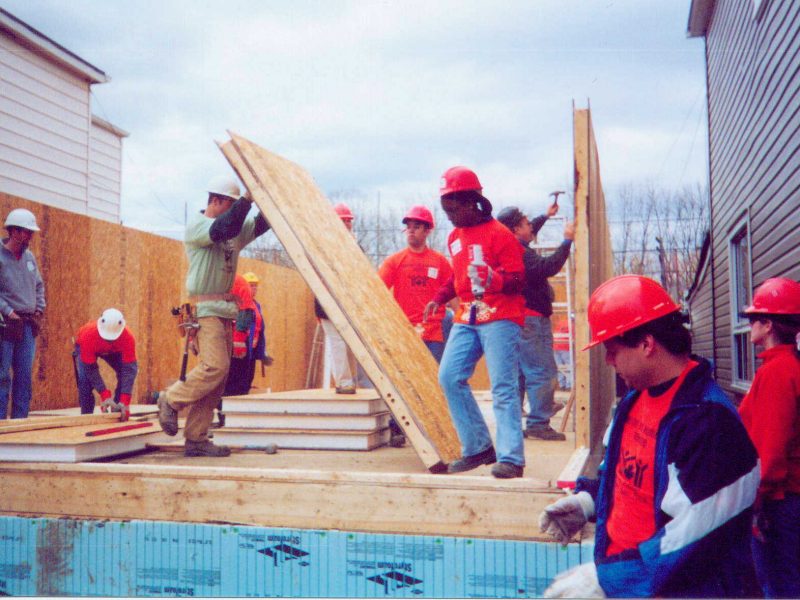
584;275;681;350
333;202;354;221
440;166;482;196
743;277;800;316
402;205;434;228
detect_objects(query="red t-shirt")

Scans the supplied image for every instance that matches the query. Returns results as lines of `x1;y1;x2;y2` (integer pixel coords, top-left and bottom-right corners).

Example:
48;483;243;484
446;219;525;326
378;247;453;342
606;360;697;555
76;322;137;364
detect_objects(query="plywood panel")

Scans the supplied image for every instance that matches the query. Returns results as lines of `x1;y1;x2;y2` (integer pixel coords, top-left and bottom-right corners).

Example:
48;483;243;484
572;108;616;453
220;134;460;470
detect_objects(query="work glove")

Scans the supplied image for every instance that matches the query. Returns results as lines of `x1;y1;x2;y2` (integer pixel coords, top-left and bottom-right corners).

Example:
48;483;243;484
539;491;595;545
100;391;130;421
544;563;605;598
262;355;274;367
467;263;503;296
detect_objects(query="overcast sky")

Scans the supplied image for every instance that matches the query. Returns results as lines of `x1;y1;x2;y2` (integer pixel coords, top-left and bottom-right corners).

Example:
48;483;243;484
3;1;708;234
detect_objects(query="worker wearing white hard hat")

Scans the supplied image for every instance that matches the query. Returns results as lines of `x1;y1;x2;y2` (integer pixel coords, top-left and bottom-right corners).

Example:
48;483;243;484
74;309;138;421
153;175;271;457
0;207;45;419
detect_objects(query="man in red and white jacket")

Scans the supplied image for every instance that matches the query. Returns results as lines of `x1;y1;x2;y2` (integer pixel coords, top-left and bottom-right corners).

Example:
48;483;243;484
424;166;526;478
74;308;138;421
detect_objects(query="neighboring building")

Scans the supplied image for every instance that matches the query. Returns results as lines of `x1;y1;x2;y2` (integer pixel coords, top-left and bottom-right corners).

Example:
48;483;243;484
0;8;126;222
686;0;800;400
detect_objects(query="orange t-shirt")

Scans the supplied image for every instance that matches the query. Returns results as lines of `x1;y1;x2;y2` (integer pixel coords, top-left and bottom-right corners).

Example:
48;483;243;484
379;247;453;342
446;219;525;326
606;361;697;555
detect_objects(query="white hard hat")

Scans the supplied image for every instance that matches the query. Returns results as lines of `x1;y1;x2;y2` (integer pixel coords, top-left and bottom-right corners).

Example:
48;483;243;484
5;208;40;232
207;176;240;200
97;308;126;341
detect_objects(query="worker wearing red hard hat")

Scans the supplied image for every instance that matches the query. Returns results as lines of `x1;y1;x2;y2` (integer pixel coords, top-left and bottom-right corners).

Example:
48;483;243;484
74;308;138;421
379;205;452;362
540;275;759;597
738;277;800;598
424;166;527;479
315;202;363;394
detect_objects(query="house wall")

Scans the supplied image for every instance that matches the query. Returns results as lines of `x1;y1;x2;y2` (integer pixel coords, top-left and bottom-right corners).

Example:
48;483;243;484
0;26;123;221
702;0;800;397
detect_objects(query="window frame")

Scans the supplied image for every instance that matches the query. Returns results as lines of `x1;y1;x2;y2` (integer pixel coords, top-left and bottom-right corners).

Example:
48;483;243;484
728;215;754;392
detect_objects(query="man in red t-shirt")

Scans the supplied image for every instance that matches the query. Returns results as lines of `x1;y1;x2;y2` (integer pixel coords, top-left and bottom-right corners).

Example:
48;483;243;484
379;205;452;363
74;308;138;421
424;166;526;479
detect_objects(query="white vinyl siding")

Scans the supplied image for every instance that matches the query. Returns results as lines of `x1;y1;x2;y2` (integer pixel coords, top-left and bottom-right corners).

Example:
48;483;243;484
89;121;122;222
0;26;124;222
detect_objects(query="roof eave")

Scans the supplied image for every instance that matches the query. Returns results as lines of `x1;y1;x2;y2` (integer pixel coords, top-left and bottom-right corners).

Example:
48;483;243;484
687;0;714;38
0;8;108;84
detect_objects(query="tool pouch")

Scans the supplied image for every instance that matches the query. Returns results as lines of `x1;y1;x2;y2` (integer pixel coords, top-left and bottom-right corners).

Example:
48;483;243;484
1;318;24;342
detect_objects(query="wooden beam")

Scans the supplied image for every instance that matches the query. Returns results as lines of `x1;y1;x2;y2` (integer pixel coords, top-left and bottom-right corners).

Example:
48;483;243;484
218;134;461;471
0;413;121;435
0;462;562;540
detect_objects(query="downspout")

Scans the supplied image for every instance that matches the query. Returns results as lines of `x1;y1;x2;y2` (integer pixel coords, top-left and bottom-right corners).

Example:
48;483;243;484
703;33;718;376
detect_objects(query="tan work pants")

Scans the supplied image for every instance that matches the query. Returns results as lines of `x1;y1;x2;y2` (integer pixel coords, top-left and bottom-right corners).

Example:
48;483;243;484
165;316;232;442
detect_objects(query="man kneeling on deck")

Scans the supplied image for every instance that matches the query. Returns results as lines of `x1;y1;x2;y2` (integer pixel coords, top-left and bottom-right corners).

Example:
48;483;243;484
75;308;138;421
540;275;760;598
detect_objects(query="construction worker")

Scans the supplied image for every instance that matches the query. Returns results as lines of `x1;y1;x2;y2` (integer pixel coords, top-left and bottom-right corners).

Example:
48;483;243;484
737;277;800;598
241;272;272;391
0;208;45;419
315;202;361;394
540;275;760;598
155;176;270;457
74;309;138;421
424;166;527;479
222;273;256;401
379;205;452;447
379;205;453;362
497;204;574;441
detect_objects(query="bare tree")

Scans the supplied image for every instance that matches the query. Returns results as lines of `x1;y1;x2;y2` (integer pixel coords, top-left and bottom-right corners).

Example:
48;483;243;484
609;182;708;301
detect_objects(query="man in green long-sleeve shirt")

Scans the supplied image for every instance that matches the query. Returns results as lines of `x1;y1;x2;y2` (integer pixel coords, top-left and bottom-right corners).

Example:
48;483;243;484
156;176;270;457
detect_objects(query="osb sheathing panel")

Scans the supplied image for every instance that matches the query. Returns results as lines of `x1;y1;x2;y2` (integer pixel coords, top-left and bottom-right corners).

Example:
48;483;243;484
572;108;616;452
0;192;314;413
220;133;460;469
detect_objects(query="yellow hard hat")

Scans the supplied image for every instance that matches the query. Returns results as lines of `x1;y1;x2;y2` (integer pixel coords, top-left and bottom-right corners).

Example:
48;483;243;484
242;272;260;284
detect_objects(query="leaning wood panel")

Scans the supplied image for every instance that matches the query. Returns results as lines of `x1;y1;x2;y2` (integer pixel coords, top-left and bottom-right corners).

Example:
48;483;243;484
0;463;561;540
220;133;460;469
572;108;616;453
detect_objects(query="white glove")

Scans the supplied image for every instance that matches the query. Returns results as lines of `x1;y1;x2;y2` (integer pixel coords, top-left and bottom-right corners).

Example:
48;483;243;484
544;562;605;598
538;491;595;545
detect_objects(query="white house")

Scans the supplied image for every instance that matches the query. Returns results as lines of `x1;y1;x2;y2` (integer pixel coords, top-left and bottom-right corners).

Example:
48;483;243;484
0;8;126;222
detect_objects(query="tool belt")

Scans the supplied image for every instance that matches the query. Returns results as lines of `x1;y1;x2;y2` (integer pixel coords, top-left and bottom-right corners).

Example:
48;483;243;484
189;293;240;306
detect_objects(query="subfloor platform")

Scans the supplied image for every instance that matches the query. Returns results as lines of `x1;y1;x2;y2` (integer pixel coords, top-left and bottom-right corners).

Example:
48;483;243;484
0;389;584;541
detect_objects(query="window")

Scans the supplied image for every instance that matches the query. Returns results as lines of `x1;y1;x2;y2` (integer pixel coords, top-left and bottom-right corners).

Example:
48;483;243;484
729;223;754;389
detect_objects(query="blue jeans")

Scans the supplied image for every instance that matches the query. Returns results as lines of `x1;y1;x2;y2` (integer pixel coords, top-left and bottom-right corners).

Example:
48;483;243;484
424;340;445;364
520;316;559;428
77;351;125;414
752;494;800;598
438;320;524;466
0;321;36;419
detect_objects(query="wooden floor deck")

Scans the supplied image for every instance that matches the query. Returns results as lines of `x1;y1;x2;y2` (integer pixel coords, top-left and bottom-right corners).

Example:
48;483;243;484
0;390;580;541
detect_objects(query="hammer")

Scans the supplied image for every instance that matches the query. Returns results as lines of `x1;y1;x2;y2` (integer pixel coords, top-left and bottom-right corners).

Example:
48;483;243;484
549;190;566;207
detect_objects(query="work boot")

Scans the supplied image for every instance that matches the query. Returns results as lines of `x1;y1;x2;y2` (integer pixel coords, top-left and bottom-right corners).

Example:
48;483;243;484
335;384;356;394
156;391;178;436
447;446;497;473
184;440;231;457
524;424;566;441
491;462;524;479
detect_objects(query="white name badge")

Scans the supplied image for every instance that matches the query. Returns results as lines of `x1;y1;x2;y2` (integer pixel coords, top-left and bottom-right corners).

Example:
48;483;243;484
449;238;462;256
427;267;439;279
